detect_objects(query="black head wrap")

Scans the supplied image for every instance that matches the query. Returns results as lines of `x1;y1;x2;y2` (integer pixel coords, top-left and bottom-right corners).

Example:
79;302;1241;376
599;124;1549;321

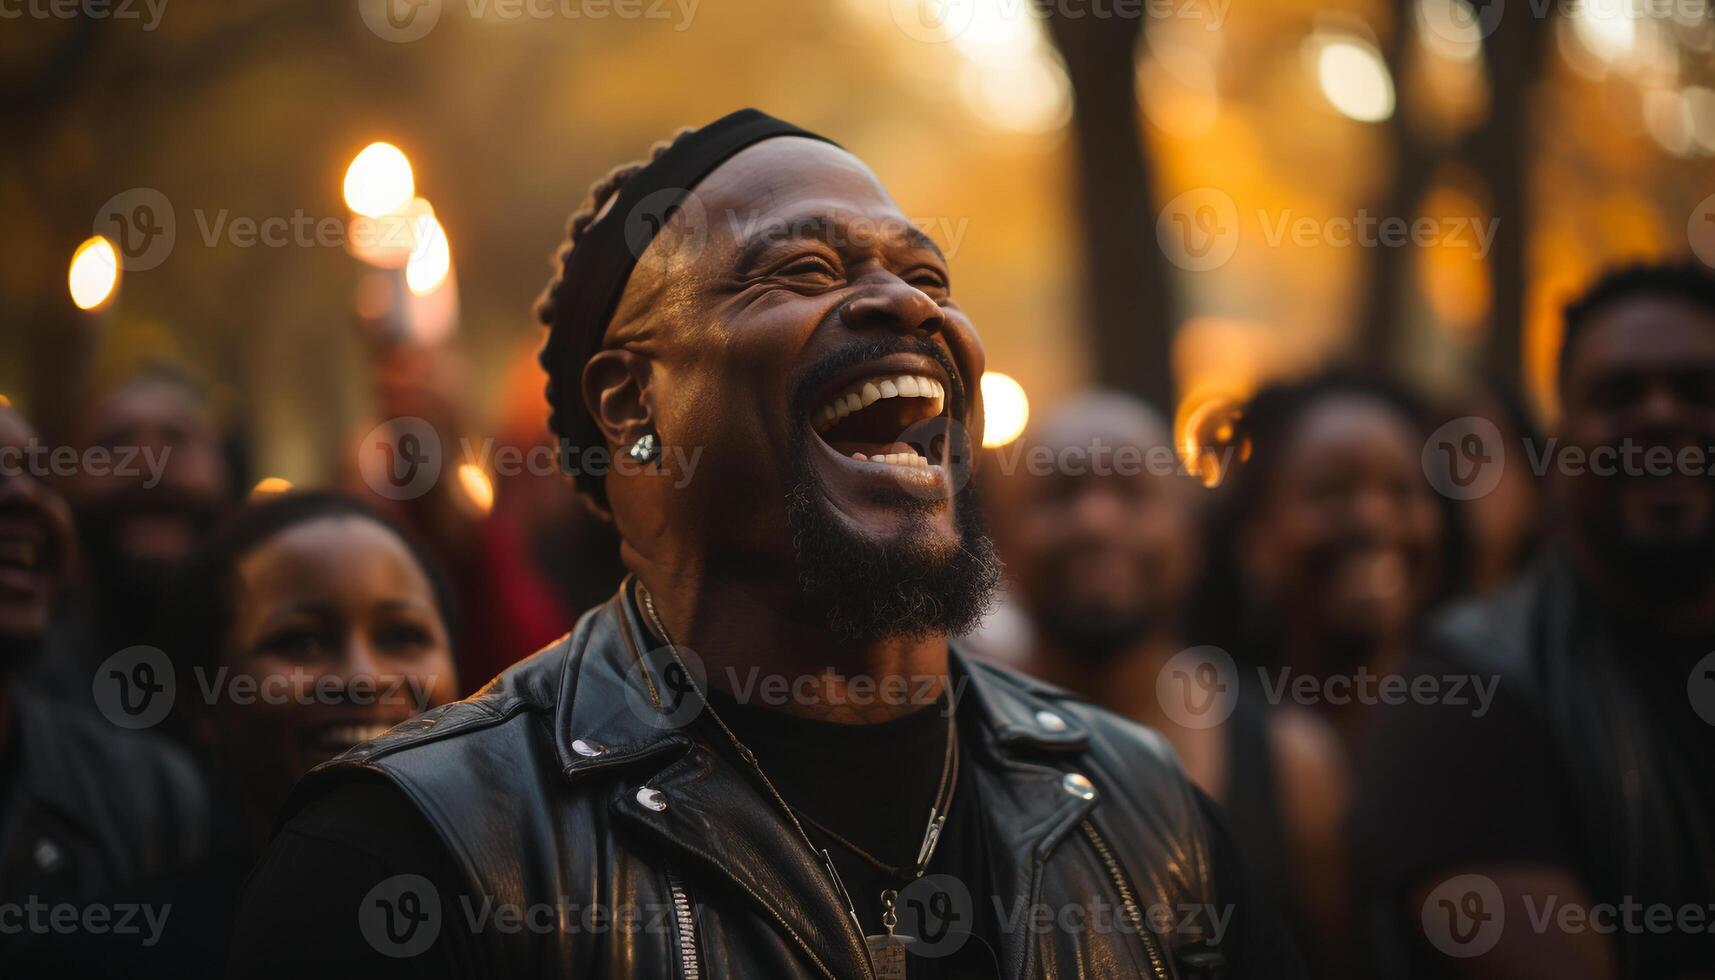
538;108;839;503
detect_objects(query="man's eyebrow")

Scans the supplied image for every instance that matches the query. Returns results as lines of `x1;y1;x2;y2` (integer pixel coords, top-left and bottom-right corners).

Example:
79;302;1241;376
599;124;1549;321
733;213;947;270
901;223;946;260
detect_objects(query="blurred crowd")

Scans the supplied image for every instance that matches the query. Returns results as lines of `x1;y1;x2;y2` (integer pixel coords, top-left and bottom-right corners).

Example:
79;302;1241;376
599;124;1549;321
1;257;1713;977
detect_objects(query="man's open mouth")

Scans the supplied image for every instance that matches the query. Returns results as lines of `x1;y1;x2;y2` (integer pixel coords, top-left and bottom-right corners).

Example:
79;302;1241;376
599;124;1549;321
810;368;949;469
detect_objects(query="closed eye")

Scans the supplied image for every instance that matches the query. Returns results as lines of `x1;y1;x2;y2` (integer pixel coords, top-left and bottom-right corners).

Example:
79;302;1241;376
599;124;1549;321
905;266;949;293
775;255;840;280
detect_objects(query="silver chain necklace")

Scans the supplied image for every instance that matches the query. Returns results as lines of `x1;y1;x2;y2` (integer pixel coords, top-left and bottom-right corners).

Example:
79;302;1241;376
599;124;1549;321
636;581;956;978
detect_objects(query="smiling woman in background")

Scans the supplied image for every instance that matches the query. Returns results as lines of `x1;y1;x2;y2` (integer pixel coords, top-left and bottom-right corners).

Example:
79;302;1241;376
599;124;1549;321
1188;370;1463;977
11;489;460;978
179;489;461;839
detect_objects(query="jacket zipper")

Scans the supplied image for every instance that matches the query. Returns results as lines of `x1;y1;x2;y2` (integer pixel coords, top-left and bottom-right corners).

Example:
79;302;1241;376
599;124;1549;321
1081;819;1171;980
666;866;700;980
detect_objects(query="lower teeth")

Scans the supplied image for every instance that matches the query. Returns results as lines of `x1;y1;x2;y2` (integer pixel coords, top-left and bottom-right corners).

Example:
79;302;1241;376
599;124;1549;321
852;452;926;467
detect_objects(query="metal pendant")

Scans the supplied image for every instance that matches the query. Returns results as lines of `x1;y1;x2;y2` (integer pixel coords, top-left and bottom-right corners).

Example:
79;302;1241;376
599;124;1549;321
866;888;913;979
864;932;912;979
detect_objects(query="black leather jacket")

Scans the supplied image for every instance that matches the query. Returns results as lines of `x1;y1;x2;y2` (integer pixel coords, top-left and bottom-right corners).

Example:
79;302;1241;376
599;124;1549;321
0;690;210;912
288;586;1229;978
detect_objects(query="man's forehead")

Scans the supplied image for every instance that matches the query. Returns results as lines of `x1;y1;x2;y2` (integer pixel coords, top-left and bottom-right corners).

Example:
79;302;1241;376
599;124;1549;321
1573;296;1715;378
696;138;916;245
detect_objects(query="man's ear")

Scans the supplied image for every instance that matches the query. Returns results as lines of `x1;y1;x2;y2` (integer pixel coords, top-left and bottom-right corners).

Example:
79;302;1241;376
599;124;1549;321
582;348;654;450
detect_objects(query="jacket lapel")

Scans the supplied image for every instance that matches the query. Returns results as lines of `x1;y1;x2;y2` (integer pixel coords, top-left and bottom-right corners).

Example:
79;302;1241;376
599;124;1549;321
550;586;1109;980
957;660;1102;979
555;585;873;980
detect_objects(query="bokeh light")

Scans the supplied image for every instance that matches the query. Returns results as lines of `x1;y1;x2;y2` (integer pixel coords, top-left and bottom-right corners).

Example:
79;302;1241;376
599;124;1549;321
457;462;495;515
406;212;452;295
1314;36;1396;122
68;235;120;310
343;142;416;219
251;477;294;495
980;371;1029;448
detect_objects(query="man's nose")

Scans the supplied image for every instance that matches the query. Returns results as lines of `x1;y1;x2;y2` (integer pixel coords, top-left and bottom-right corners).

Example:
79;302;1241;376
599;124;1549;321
841;277;944;336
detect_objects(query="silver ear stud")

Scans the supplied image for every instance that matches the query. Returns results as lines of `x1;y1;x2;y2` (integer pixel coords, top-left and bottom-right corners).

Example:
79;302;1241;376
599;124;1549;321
628;432;661;465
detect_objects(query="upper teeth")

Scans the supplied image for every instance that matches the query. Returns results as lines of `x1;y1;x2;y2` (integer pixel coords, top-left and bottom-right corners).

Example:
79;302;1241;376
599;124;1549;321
814;373;945;431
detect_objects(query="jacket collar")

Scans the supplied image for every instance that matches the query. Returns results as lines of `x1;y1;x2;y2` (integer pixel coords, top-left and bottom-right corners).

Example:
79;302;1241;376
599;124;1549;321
555;579;1091;778
552;581;1102;980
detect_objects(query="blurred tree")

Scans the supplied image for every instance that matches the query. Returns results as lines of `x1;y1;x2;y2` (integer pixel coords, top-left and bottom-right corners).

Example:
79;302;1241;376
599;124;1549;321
1358;0;1552;384
1039;1;1178;410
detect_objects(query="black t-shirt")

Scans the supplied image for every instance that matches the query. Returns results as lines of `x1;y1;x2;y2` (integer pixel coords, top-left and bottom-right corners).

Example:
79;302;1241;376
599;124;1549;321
229;697;1302;978
702;689;1002;978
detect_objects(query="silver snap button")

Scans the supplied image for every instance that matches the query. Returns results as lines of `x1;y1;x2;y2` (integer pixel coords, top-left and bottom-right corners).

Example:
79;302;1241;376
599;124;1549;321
1062;772;1096;800
571;738;605;757
33;839;63;873
636;786;668;811
1035;709;1068;732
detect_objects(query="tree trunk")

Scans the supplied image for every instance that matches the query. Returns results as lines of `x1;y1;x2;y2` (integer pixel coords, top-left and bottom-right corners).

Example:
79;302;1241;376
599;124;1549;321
1042;6;1177;411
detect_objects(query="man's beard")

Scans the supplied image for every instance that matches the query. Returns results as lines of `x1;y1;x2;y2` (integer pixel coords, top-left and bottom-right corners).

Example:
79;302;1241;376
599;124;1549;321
76;487;223;647
1590;516;1715;602
783;443;1002;646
